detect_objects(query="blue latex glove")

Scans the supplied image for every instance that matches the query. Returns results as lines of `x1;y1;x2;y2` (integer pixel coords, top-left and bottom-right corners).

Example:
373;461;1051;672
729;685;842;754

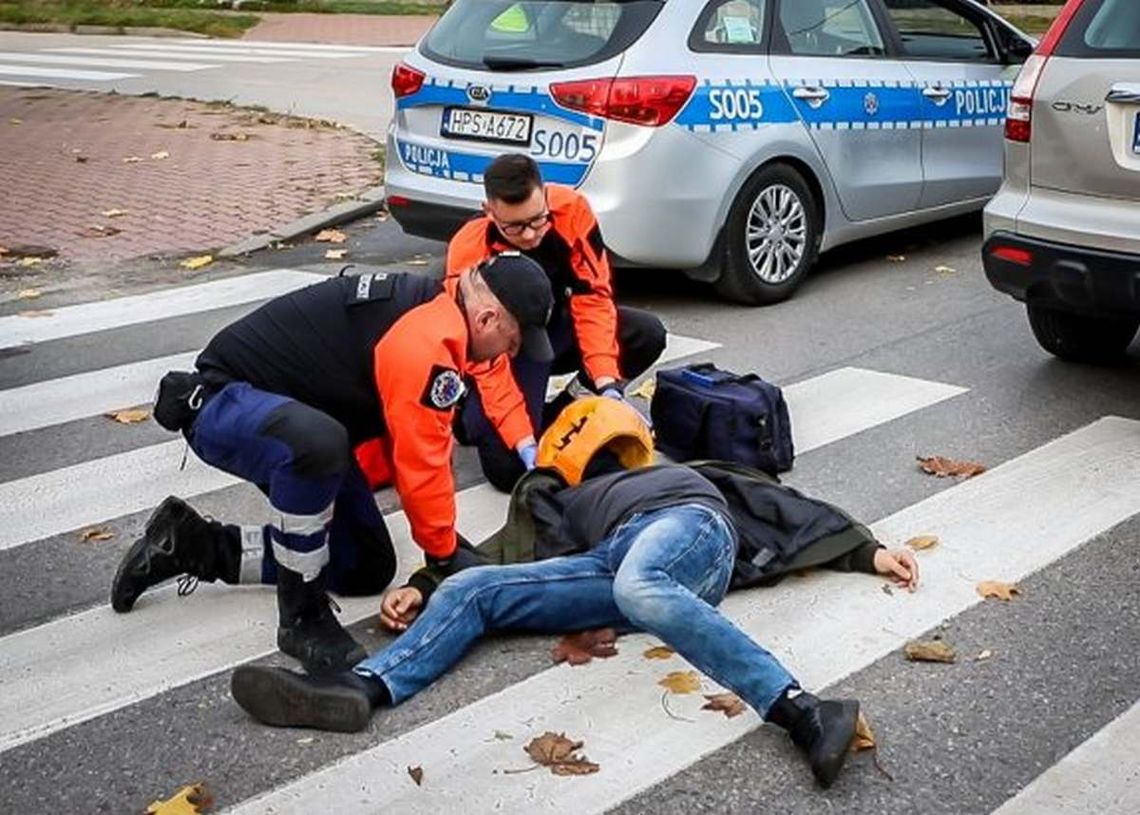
518;442;538;470
601;387;625;401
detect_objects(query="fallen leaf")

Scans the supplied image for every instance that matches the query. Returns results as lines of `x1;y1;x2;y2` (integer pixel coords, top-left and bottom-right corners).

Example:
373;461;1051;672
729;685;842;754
886;254;906;262
101;208;128;218
903;639;957;663
157;119;190;129
975;649;994;661
296;736;314;745
643;645;675;660
701;693;746;719
144;783;213;815
151;150;170;160
20;257;43;267
106;408;151;424
523;732;600;776
658;670;701;694
935;265;956;274
79;224;121;238
80;527;114;542
314;228;347;244
552;628;617;666
905;534;939;551
325;248;348;260
407;765;424;786
916;455;986;479
122;155;143;163
75;155;88;163
976;581;1020;602
490;730;513;741
211;132;251;141
181;255;214;271
628;380;656;401
16;289;41;300
406;256;430;266
0;245;7;255
851;712;876;751
9;117;21;125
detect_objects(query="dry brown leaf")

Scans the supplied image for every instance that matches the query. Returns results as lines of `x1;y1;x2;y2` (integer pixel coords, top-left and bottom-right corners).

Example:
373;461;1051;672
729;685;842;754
122;155;143;163
903;639;957;663
552;628;617;666
407;765;424;786
9;117;22;125
851;712;876;751
16;288;41;300
658;670;701;694
80;527;114;543
916;455;986;479
181;255;213;271
0;245;8;255
701;693;746;719
905;534;939;551
643;645;675;660
628;379;656;401
975;649;994;661
106;408;150;424
523;731;600;776
144;783;213;815
151;150;170;160
20;257;43;268
976;581;1020;602
101;208;128;218
325;249;348;260
315;228;347;244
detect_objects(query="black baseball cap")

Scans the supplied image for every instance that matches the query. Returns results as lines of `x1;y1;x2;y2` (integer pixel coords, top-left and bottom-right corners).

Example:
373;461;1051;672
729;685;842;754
480;251;555;362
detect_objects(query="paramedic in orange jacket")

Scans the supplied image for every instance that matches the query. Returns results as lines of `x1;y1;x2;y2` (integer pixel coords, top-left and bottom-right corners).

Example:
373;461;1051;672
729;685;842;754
110;256;554;676
448;153;666;492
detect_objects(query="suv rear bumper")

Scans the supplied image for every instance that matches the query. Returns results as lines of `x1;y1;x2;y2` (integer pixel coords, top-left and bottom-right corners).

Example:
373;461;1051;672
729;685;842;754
983;231;1140;316
387;196;478;242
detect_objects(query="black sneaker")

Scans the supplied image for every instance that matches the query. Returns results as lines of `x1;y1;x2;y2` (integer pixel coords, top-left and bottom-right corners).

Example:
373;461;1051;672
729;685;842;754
276;567;367;675
768;691;859;788
231;666;373;732
110;496;219;613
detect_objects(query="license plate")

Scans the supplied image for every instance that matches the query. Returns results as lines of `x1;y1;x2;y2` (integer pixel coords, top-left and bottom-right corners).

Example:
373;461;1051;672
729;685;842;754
1134;112;1140;154
441;107;533;145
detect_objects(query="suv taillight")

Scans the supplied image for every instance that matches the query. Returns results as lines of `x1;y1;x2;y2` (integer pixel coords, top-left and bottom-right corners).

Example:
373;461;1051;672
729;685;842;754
391;62;425;99
551;76;697;127
1004;0;1086;143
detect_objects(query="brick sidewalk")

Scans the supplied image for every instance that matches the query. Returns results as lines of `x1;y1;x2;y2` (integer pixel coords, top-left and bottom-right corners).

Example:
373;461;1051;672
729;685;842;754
241;13;437;46
0;88;381;268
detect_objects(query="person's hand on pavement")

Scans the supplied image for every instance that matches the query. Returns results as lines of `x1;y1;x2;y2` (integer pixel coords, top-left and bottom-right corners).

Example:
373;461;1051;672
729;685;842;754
873;548;920;592
380;586;424;632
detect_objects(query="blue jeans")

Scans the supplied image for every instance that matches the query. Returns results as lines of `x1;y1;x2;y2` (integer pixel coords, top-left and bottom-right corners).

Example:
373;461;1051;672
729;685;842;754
355;503;798;716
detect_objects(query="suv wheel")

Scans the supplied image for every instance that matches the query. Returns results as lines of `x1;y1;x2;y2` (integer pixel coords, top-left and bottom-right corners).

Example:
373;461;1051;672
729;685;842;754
1026;303;1139;364
715;164;820;306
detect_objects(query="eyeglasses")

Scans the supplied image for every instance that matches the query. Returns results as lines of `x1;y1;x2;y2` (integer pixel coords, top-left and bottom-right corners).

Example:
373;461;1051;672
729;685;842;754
496;210;553;237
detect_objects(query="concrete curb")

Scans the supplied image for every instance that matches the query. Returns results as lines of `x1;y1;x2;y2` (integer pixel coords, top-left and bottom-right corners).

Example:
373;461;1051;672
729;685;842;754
217;184;386;258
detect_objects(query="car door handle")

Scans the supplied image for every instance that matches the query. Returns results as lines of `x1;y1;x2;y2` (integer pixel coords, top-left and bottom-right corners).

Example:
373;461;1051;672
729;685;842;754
1106;87;1140;104
922;86;952;105
792;86;830;108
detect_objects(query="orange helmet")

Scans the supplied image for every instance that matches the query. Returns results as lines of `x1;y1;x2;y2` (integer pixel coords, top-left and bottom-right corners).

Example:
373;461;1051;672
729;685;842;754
536;396;654;486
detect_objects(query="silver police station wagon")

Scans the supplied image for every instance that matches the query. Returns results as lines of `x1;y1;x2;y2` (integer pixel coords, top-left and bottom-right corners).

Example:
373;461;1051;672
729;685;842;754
385;0;1035;304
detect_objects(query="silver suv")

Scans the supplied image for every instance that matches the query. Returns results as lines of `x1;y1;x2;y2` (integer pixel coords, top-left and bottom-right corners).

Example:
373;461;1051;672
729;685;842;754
983;0;1140;363
386;0;1033;304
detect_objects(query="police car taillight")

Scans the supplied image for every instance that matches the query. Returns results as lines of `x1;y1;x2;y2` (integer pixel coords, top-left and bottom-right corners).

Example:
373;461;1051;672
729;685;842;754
1005;0;1085;143
551;76;697;127
391;62;425;99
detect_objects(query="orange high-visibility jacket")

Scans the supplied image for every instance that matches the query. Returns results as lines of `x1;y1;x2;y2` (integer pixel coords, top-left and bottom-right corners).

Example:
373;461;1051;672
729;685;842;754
445;184;620;450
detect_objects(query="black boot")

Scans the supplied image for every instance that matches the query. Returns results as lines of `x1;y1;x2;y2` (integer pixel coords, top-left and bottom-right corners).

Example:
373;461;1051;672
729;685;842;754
767;690;859;789
276;567;368;676
110;496;241;613
230;665;385;732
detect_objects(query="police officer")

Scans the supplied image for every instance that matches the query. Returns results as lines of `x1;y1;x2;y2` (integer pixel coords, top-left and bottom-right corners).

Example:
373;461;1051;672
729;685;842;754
110;256;554;675
447;153;667;492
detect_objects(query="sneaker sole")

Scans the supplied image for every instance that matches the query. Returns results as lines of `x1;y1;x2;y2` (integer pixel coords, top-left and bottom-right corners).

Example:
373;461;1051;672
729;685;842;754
230;666;371;733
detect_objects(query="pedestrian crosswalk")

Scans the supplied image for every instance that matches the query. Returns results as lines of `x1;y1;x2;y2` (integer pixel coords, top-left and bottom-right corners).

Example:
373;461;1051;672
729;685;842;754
0;270;1137;813
0;37;402;88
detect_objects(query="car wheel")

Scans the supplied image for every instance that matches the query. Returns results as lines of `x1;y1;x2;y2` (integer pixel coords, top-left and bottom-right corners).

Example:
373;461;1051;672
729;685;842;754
1026;303;1139;364
714;164;820;306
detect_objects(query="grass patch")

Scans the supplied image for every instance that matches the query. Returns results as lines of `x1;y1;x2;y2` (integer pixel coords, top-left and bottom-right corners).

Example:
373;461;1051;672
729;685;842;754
0;1;258;37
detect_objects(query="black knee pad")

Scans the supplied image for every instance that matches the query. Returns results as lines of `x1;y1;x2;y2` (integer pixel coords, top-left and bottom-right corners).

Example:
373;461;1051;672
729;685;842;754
260;402;351;479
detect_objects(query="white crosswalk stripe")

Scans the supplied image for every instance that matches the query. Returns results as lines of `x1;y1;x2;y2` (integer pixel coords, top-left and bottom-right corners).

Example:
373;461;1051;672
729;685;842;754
49;46;288;64
0;64;137;81
0;52;215;71
1;269;1136;813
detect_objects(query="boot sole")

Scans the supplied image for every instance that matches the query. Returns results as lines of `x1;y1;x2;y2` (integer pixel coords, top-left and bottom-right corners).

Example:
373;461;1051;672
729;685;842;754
813;700;859;789
231;666;371;733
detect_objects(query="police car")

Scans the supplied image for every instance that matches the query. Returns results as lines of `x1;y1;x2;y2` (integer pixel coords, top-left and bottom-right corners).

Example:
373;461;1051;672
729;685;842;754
385;0;1035;304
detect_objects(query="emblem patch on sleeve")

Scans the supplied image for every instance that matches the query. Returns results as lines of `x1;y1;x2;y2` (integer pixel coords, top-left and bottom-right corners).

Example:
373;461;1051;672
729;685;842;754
421;365;466;411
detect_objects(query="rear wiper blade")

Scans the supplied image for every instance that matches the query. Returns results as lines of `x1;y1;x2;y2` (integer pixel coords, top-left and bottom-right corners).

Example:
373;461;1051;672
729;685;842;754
482;55;565;71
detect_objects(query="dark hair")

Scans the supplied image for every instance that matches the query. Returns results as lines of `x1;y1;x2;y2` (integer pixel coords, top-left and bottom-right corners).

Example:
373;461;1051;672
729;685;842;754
484;153;543;205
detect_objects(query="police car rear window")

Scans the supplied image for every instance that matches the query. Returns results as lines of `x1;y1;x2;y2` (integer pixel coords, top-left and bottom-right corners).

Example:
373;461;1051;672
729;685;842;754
421;0;663;71
1056;0;1140;59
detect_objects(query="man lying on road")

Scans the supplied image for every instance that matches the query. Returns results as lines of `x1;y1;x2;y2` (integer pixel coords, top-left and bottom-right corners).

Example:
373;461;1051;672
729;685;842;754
232;398;918;788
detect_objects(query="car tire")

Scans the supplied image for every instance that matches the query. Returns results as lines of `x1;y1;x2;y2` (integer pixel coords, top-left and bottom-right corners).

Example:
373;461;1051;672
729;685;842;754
714;164;821;306
1026;303;1139;364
